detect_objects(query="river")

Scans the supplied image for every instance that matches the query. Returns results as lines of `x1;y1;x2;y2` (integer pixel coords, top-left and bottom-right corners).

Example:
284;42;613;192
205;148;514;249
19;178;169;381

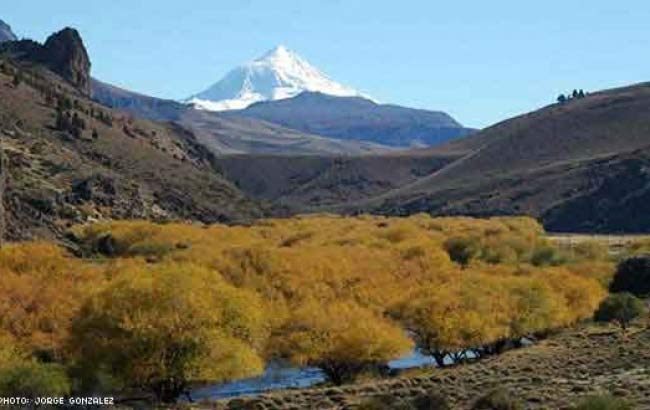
188;350;445;401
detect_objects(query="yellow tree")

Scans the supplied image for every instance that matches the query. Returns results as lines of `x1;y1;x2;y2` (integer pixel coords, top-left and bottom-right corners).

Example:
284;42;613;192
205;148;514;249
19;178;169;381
506;278;565;339
273;300;413;384
0;242;99;359
69;263;268;402
391;274;512;366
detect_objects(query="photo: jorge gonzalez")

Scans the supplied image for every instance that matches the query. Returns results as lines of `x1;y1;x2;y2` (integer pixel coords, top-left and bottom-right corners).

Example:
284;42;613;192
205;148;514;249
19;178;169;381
1;1;650;409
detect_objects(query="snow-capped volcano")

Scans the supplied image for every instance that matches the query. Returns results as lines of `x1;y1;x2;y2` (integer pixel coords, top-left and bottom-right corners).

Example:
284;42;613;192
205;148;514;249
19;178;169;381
187;45;367;111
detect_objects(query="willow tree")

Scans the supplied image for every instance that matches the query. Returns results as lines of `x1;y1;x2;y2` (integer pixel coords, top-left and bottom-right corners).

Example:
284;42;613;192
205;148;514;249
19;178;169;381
273;300;413;385
392;275;513;366
69;263;268;402
0;242;99;359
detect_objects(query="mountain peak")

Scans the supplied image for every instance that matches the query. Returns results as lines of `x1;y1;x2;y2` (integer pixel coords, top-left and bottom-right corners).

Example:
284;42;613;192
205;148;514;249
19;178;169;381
259;44;292;60
187;46;367;111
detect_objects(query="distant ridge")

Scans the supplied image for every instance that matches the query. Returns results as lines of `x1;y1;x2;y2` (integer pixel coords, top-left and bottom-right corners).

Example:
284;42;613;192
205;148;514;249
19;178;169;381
91;79;393;155
224;91;475;148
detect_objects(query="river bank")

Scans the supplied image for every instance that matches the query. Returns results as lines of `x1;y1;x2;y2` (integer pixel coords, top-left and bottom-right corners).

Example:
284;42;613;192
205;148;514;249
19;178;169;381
164;320;650;409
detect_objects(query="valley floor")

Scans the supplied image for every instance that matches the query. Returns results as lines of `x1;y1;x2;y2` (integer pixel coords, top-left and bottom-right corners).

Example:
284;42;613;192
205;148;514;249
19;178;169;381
173;321;650;410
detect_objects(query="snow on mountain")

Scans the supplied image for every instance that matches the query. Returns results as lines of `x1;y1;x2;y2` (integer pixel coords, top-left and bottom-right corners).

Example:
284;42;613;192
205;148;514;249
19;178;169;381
186;45;368;111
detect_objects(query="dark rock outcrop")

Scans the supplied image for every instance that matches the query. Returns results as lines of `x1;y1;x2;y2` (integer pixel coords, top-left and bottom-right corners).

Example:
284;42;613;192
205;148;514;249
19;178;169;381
40;28;91;95
0;27;91;95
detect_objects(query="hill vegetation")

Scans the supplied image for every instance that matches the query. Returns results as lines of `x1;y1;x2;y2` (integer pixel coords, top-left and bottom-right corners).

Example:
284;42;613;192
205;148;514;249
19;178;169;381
211;82;650;233
346;83;650;232
0;215;612;402
0;45;261;241
215;153;456;210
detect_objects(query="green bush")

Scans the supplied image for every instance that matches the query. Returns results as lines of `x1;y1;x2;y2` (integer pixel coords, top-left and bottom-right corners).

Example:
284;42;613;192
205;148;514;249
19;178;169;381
531;245;565;267
471;389;523;410
444;236;481;267
0;361;70;398
610;255;650;297
594;293;645;330
574;394;632;410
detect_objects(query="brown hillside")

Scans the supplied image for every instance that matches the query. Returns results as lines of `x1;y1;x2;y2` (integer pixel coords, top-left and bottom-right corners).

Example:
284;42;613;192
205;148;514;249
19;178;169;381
215;152;456;212
215;82;650;232
335;83;650;232
0;57;262;241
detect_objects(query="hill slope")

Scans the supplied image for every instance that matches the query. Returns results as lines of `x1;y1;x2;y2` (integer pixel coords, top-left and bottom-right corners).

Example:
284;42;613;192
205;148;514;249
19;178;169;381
215;152;455;213
224;91;474;148
0;29;262;241
214;82;650;233
348;83;650;232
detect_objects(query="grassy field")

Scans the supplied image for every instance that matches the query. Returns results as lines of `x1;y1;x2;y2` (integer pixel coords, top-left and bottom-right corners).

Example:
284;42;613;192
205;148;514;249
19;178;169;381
547;233;650;255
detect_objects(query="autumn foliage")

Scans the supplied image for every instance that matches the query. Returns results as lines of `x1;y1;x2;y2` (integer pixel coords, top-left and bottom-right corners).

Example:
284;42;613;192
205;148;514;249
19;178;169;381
0;215;611;401
69;263;267;401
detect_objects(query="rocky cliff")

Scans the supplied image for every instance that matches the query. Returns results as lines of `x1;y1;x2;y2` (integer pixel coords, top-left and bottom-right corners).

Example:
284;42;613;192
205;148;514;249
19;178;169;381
40;28;91;95
0;27;91;95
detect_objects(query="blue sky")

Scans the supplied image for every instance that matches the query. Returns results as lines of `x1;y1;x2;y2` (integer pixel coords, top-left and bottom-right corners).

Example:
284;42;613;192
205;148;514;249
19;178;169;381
4;1;650;128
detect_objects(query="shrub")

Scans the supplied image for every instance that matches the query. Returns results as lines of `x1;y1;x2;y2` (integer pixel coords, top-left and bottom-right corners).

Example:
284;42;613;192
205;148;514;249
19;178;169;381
357;395;407;410
471;389;523;410
610;255;650;297
531;245;565;266
574;394;632;410
227;398;259;410
0;361;71;398
411;391;451;410
444;236;481;267
594;293;645;330
0;340;70;399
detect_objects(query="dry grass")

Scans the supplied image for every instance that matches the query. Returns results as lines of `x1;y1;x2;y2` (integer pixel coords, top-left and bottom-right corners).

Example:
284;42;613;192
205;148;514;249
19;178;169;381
183;320;650;410
547;234;650;255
